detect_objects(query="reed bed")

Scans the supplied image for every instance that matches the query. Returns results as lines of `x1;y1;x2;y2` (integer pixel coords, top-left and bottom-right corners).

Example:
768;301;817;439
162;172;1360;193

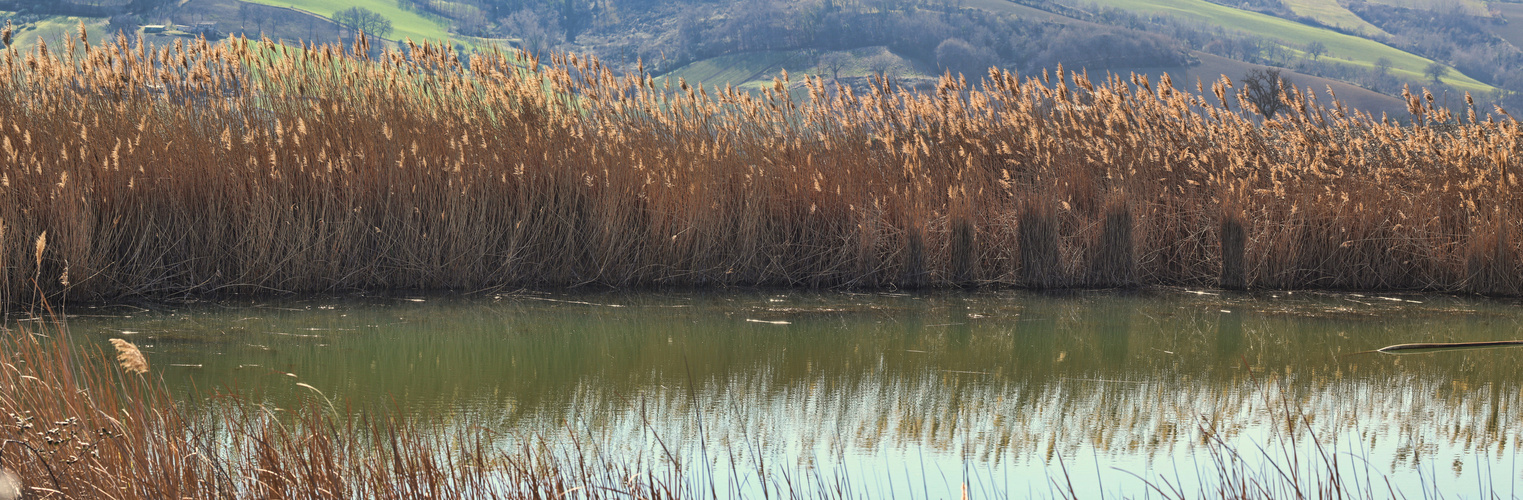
0;25;1519;307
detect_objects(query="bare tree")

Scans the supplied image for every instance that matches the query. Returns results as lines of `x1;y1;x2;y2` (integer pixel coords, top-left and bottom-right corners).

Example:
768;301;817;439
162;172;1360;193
107;14;140;38
866;52;900;78
499;9;563;57
1240;68;1291;119
935;37;997;80
817;52;849;81
1373;57;1392;76
1303;41;1326;61
1424;62;1449;84
239;3;270;36
333;7;392;39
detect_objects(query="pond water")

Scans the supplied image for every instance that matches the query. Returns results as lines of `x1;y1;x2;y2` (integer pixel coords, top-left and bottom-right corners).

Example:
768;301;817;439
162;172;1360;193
56;290;1523;497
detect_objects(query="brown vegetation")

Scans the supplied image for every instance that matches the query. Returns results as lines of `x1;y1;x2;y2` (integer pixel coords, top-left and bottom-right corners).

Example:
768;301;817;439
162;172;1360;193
0;30;1519;308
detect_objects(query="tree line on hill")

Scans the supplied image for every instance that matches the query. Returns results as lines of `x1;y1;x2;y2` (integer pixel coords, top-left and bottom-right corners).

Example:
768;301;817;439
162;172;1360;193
470;0;1521;110
1344;1;1523;99
1051;0;1523;113
475;0;1189;79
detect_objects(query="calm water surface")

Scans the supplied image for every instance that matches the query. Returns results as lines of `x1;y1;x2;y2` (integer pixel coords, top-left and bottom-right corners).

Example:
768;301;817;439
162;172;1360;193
57;290;1523;497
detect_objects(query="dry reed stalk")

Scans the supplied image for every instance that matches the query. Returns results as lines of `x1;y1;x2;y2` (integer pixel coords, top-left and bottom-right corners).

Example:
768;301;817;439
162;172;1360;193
1466;219;1519;295
949;215;976;286
1090;199;1136;288
1019;201;1060;288
1220;213;1246;290
901;224;928;289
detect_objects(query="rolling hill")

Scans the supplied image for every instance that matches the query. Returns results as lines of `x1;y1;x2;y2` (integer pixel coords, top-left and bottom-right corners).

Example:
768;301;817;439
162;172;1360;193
1486;2;1523;49
2;0;1508;118
1063;0;1494;93
5;15;108;51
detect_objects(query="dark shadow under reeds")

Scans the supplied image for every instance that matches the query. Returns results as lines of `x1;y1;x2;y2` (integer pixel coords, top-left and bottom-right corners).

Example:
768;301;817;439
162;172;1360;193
1220;214;1246;291
1019;201;1061;289
1089;202;1136;288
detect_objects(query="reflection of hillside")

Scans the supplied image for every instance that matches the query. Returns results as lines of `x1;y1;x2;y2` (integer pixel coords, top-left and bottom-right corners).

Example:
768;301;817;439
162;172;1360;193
68;291;1523;470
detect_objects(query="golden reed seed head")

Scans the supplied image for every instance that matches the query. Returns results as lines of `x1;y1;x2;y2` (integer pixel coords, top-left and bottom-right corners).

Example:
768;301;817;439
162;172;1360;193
109;339;149;374
32;231;45;268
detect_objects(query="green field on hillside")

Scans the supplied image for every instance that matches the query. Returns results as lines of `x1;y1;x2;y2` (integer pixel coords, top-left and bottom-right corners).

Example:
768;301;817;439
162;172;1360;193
242;0;451;43
6;16;109;50
1372;0;1487;16
662;51;807;88
1075;0;1495;93
1281;0;1386;36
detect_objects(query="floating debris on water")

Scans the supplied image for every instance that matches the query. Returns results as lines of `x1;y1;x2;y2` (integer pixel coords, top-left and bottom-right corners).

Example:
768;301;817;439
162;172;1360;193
269;331;322;338
1377;340;1523;354
523;296;625;307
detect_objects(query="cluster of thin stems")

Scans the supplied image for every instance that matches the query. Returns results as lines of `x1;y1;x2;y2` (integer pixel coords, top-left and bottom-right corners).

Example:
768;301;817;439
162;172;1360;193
1;26;1520;307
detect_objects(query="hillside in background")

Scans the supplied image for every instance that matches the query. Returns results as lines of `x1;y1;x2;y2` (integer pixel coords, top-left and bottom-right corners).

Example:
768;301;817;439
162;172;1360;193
1;0;1518;117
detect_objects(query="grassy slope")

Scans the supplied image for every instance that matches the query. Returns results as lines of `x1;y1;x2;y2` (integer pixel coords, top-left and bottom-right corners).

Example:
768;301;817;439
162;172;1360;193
1073;0;1494;93
666;0;1411;116
957;0;1416;116
8;16;110;51
1372;0;1488;16
1280;0;1387;36
1127;51;1410;117
241;0;452;43
662;51;802;88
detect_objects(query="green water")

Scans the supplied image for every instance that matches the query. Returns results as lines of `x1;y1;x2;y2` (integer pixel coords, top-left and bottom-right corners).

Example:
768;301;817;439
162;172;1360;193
55;289;1523;497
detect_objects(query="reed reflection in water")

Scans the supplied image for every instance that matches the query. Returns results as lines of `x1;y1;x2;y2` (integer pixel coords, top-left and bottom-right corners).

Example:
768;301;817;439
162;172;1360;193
66;290;1523;496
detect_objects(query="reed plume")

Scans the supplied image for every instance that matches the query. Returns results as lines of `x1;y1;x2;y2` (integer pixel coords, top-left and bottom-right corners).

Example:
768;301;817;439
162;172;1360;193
109;338;148;374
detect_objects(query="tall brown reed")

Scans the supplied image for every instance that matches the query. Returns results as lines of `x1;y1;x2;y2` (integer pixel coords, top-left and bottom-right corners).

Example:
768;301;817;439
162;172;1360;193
0;34;1519;308
1220;212;1246;290
1019;200;1061;288
1089;199;1136;288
